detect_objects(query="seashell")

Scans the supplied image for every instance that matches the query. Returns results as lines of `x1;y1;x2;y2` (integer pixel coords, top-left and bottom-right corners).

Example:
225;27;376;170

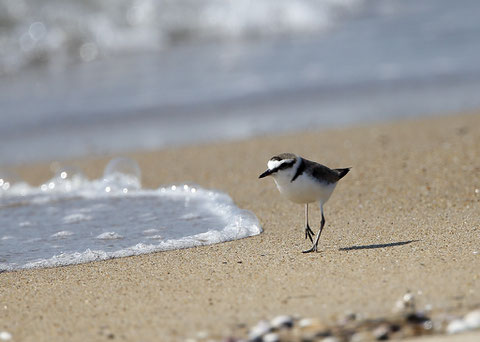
270;315;293;329
248;320;271;341
446;319;469;334
298;318;326;329
262;332;280;342
464;310;480;330
321;337;339;342
0;332;12;341
298;318;314;328
372;324;390;340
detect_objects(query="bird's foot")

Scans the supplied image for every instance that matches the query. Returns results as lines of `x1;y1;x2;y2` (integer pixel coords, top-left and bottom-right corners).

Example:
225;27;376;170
305;225;315;243
302;244;318;254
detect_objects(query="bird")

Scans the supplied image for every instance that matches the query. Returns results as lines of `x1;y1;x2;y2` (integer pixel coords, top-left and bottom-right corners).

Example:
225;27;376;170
259;153;350;253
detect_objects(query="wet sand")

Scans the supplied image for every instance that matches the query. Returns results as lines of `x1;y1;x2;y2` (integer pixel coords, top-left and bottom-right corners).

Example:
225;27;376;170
1;113;480;341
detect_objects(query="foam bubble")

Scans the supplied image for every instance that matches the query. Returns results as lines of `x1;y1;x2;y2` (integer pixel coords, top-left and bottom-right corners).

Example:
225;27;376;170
0;170;20;192
146;235;163;240
52;166;87;192
103;157;141;193
96;232;124;240
51;231;74;238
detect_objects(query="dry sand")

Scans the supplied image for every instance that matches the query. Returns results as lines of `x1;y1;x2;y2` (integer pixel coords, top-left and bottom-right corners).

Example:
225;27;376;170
1;113;480;341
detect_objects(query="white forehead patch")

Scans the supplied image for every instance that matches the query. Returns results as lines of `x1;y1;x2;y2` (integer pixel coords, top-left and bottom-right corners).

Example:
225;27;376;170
267;159;294;170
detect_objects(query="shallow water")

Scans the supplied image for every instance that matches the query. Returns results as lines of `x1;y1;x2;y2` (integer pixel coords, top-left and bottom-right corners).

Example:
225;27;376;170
0;159;262;271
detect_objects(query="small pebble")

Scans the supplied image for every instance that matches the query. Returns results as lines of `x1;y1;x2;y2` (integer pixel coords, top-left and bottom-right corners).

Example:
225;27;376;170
248;320;271;341
403;292;414;305
262;332;280;342
298;318;328;336
345;311;357;320
406;312;430;324
341;312;357;323
270;315;293;329
394;292;415;313
0;332;12;341
196;331;209;339
394;299;405;312
373;324;390;340
350;331;374;342
423;320;433;330
464;310;480;329
321;337;339;342
447;319;469;334
298;318;314;328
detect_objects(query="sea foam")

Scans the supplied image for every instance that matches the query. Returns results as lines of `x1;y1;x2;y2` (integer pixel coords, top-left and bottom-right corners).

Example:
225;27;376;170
0;158;262;271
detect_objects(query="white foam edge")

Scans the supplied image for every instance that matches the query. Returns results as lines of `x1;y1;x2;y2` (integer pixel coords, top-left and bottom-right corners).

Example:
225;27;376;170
0;183;262;271
12;210;260;271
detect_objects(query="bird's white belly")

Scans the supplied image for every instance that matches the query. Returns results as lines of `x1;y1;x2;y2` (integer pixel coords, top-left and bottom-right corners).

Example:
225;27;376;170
273;173;336;204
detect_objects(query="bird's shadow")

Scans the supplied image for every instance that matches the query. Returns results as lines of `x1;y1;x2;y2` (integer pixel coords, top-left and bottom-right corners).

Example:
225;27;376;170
339;239;419;251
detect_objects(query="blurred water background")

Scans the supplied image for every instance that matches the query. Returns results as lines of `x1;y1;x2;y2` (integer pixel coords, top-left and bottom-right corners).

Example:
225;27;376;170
1;0;480;165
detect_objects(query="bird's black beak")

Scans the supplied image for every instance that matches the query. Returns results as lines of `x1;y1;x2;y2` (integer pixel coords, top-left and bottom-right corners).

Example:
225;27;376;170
259;169;273;178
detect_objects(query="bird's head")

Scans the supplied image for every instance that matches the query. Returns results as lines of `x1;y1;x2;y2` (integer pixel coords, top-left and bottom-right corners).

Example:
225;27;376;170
259;153;298;179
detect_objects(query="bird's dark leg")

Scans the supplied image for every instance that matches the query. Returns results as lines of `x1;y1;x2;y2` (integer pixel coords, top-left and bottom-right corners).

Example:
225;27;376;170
304;203;315;243
303;205;325;253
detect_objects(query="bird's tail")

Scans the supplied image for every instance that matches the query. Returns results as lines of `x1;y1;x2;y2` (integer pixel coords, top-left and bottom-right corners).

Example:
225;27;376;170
335;167;351;179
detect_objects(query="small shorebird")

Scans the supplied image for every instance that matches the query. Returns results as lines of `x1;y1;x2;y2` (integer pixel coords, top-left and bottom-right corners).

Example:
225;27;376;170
259;153;350;253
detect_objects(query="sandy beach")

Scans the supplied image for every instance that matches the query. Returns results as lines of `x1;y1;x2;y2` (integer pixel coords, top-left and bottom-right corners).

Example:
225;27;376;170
1;113;480;341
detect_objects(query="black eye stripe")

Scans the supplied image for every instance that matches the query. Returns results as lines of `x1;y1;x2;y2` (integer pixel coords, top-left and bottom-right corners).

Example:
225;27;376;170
278;161;295;170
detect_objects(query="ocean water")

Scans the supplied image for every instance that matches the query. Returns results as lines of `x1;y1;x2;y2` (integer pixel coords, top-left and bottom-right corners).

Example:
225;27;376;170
1;0;480;164
0;158;262;271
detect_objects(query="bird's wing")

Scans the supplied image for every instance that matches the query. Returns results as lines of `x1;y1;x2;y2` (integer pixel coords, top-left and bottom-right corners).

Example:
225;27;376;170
309;162;342;184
